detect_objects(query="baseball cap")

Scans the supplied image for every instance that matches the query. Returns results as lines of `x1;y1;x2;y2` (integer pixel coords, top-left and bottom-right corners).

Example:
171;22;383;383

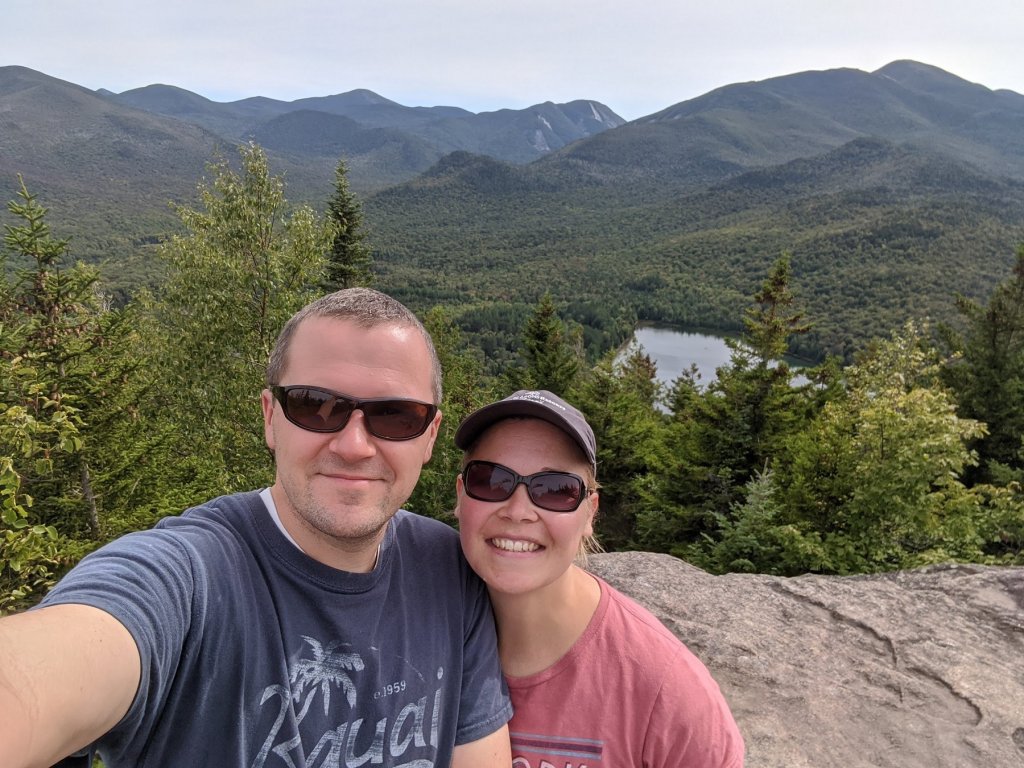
454;390;597;471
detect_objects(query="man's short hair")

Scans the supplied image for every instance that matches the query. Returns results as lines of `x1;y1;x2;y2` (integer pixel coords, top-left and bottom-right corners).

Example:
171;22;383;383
266;288;443;403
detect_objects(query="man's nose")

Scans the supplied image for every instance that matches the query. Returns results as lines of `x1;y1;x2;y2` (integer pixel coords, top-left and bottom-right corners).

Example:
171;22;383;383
327;409;377;460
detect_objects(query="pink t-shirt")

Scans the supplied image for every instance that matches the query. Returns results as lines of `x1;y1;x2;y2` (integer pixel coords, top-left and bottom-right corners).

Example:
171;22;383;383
506;576;744;768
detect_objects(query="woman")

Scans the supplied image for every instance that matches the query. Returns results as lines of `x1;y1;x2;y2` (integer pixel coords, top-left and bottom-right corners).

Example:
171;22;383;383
454;389;745;768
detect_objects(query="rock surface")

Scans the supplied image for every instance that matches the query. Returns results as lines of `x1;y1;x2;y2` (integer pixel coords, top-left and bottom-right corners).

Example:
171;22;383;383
588;552;1024;768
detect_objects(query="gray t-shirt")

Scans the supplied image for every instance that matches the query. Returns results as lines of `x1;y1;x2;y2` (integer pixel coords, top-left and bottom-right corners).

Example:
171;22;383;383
41;491;511;767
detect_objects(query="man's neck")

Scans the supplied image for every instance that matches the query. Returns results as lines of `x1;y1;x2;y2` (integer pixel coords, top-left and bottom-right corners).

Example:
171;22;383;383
262;486;385;573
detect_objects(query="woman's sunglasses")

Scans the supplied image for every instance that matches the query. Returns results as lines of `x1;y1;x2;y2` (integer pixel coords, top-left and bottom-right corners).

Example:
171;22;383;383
270;385;437;441
461;460;592;513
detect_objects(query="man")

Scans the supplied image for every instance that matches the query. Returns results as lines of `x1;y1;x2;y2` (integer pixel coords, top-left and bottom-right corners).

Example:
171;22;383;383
0;288;512;767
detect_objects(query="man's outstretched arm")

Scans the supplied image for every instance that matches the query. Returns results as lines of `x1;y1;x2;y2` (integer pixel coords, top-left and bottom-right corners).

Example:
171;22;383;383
0;604;140;768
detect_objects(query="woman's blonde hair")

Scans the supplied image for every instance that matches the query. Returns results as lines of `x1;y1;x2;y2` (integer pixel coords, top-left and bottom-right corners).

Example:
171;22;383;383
576;469;603;567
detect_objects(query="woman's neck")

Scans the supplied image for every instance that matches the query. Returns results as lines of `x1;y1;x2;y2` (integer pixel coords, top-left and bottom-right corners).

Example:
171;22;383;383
489;565;602;678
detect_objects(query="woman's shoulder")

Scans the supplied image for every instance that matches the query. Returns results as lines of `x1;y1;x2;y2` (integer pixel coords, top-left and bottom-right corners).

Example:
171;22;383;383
591;575;720;675
595;576;683;643
593;575;738;700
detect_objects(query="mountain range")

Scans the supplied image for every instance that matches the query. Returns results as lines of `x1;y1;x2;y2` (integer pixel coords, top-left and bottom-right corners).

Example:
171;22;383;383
104;75;624;189
1;60;1023;358
364;60;1024;358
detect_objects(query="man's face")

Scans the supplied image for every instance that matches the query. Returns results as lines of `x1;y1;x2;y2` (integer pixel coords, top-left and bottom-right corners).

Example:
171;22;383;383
262;316;441;565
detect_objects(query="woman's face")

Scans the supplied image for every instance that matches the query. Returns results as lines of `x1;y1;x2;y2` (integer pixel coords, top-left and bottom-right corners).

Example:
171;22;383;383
455;418;598;597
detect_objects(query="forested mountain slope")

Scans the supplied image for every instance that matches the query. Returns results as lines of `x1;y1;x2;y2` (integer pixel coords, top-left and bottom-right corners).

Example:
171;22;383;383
366;62;1024;359
2;61;1022;356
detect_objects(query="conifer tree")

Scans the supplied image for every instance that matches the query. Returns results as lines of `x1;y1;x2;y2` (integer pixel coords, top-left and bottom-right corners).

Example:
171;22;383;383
516;292;582;396
1;179;138;606
575;348;669;550
742;254;811;365
1;178;138;536
322;157;373;291
636;255;818;558
943;245;1024;484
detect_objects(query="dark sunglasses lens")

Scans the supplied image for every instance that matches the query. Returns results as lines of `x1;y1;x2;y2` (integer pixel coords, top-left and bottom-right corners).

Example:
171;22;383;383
529;473;585;511
465;462;516;502
284;388;353;431
463;462;585;512
362;401;435;439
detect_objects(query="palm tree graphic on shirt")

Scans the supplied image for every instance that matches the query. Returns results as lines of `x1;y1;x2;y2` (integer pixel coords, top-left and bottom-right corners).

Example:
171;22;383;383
251;636;366;768
291;636;365;717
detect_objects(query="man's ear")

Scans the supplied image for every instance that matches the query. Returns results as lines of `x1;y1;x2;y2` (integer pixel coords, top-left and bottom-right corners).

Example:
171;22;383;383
261;389;276;452
420;410;443;465
453;473;465;519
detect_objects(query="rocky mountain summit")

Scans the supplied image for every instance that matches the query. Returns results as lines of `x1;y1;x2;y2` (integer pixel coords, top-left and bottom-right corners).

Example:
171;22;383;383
589;552;1024;767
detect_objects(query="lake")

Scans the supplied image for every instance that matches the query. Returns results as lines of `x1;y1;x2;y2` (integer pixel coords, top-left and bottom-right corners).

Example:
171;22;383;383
624;326;809;389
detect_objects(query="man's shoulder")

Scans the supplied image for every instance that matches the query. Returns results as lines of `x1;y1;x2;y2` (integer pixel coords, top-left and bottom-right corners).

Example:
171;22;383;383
150;490;265;540
389;510;473;581
75;490;267;570
392;509;459;540
47;492;262;573
163;489;264;524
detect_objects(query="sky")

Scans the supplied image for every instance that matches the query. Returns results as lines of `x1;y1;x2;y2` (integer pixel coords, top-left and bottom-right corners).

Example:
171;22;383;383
5;0;1022;121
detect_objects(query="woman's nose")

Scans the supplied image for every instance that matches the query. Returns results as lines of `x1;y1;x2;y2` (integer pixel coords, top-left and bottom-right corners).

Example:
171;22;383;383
498;483;541;522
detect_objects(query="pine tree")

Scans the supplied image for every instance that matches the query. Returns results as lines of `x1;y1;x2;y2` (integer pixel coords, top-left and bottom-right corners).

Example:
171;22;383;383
322;158;373;291
516;292;582;396
742;254;811;366
1;178;138;607
1;178;140;535
575;348;669;550
943;245;1024;484
694;256;814;496
638;256;818;560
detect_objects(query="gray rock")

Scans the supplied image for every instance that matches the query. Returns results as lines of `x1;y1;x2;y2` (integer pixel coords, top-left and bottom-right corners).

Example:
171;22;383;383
588;552;1024;768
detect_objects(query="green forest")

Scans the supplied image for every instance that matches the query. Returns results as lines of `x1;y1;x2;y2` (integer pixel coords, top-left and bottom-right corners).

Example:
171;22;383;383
3;143;1023;614
362;139;1024;366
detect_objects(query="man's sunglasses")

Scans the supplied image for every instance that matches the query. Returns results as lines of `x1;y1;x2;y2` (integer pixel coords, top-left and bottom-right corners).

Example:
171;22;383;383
270;385;437;441
461;460;592;513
